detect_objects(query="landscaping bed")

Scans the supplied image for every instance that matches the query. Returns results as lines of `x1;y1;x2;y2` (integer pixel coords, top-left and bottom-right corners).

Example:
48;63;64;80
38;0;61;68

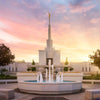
83;73;100;80
0;74;17;80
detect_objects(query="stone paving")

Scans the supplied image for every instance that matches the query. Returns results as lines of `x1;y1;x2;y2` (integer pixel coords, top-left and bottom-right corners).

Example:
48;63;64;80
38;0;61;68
0;83;100;100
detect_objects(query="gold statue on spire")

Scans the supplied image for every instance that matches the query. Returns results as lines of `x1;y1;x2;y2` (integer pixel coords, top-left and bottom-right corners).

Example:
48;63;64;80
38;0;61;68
49;12;51;20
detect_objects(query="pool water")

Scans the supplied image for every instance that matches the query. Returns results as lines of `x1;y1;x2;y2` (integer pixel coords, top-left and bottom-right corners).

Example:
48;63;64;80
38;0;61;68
25;80;74;83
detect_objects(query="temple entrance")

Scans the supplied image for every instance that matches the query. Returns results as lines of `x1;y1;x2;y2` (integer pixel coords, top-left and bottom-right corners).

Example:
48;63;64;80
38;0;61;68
46;58;53;65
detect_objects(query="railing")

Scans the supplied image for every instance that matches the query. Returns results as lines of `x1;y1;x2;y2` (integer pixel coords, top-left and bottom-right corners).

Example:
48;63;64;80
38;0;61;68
0;80;17;84
83;80;100;84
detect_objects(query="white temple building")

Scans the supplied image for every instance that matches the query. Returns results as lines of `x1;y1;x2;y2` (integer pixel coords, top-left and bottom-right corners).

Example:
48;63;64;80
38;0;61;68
39;13;60;65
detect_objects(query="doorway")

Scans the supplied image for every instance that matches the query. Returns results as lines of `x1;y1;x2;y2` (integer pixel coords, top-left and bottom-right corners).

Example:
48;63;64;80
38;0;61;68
46;58;53;65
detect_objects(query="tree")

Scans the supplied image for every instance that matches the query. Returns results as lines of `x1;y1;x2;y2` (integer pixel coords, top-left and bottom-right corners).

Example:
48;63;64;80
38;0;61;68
0;44;15;66
89;49;100;69
65;57;68;65
32;60;35;65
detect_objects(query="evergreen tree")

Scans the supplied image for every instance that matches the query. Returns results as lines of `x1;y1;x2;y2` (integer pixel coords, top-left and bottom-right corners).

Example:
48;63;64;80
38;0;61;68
65;57;68;65
32;60;35;65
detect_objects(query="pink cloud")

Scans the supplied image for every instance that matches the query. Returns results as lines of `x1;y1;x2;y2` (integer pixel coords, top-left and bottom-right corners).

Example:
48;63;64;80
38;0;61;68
0;17;47;42
21;0;40;9
70;4;95;13
55;4;66;14
0;0;99;62
69;0;95;13
0;17;47;62
47;0;52;3
90;18;100;24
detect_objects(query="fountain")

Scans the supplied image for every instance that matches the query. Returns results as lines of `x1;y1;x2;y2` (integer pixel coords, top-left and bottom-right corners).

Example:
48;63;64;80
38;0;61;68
17;60;82;94
17;13;83;94
48;60;51;82
37;72;40;83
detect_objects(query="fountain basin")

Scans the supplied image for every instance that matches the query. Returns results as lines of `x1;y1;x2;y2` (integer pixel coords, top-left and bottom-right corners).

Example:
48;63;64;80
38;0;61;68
18;80;82;94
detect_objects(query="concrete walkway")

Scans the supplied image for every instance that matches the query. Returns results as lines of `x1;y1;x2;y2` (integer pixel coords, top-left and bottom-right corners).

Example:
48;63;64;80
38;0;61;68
0;83;99;100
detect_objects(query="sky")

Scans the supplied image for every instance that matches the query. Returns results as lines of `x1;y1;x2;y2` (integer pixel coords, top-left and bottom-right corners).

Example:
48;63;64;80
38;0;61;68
0;0;100;63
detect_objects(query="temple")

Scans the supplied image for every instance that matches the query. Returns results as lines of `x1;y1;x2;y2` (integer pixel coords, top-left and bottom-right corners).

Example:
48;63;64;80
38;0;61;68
39;13;60;65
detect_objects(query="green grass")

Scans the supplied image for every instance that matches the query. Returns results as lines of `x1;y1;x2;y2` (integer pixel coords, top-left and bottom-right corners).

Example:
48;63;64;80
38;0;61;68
83;73;100;80
0;74;17;79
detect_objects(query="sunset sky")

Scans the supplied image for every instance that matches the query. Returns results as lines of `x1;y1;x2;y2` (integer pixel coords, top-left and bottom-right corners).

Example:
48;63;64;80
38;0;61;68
0;0;100;63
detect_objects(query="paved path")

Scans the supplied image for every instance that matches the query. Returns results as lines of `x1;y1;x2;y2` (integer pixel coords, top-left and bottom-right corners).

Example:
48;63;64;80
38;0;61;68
32;97;68;100
0;83;99;100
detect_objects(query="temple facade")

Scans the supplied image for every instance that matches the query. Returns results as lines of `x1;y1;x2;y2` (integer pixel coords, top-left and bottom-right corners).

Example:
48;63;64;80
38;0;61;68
39;13;60;65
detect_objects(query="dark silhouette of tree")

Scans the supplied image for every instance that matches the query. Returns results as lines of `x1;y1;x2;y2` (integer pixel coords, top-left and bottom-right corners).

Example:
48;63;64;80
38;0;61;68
32;60;35;65
0;44;15;66
89;49;100;69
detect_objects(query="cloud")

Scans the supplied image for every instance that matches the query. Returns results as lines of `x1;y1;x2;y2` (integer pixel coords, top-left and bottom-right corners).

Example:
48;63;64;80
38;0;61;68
70;5;95;13
47;0;52;3
70;0;91;6
90;18;100;24
0;17;47;41
69;0;95;13
0;0;99;62
54;4;66;14
21;0;40;9
0;29;23;43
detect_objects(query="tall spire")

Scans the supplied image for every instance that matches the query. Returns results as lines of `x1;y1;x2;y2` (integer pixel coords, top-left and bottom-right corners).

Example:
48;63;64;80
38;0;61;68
48;13;51;40
49;13;50;25
46;12;53;50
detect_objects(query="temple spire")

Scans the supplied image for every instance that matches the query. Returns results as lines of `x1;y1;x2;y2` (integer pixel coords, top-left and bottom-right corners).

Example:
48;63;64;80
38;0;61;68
48;13;51;40
49;13;51;25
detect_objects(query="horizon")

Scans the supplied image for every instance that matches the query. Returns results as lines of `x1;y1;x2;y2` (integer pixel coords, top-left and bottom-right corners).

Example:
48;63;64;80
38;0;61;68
0;0;100;63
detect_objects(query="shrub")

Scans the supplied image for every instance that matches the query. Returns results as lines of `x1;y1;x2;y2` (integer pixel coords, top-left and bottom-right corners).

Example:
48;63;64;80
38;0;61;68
27;67;31;71
83;73;100;80
0;74;17;79
64;67;68;71
0;68;8;75
31;67;36;71
27;67;36;71
69;67;74;71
